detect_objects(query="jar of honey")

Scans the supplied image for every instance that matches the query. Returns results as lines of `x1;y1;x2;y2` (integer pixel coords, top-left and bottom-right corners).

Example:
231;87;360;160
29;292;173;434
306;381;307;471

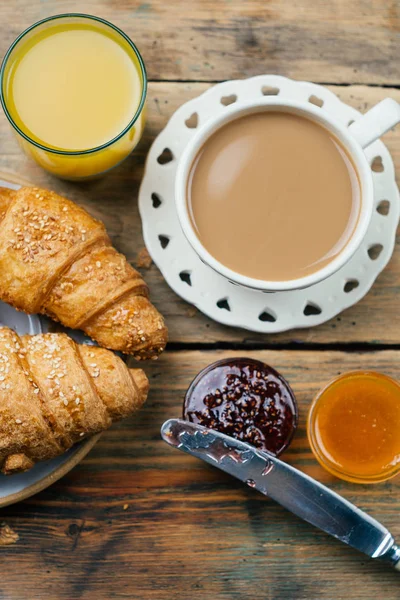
307;371;400;484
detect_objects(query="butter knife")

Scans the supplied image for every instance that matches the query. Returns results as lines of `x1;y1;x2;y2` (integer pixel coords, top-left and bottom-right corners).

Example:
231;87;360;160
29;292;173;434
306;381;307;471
161;418;400;570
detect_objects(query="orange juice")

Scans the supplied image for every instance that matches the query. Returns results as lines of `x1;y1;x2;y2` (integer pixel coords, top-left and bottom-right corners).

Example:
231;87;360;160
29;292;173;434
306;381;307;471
0;15;146;179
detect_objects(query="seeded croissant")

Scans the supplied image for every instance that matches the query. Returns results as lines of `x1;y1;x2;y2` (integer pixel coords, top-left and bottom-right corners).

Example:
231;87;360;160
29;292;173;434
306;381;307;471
0;327;148;474
0;186;167;359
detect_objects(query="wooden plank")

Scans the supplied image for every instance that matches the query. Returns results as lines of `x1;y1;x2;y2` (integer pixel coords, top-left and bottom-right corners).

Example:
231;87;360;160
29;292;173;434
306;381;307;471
0;82;399;345
0;0;398;85
0;349;399;599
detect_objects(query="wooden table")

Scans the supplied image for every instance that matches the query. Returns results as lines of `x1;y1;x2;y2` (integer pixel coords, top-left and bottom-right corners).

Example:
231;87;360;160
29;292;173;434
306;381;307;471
0;2;399;598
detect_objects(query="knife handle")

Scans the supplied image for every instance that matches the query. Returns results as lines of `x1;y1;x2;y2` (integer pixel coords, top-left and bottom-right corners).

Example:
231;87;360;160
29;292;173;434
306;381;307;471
381;544;400;570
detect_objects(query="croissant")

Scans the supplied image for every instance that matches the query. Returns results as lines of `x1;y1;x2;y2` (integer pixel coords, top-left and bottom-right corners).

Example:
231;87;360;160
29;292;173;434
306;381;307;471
0;327;149;474
0;186;167;359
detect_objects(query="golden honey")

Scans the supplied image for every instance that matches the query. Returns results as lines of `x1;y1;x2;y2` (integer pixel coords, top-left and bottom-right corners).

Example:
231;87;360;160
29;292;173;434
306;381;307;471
308;371;400;484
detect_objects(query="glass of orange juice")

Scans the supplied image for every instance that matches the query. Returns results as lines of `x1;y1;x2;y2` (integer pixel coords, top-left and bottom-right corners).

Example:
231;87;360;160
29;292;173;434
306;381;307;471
0;13;147;180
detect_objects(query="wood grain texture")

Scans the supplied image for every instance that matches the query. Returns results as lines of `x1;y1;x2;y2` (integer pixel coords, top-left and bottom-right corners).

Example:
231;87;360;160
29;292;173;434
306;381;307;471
0;350;399;600
0;82;399;345
0;0;398;85
0;3;399;599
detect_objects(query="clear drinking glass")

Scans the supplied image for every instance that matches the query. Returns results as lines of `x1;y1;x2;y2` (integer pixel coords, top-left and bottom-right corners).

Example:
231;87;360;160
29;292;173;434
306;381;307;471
0;14;147;180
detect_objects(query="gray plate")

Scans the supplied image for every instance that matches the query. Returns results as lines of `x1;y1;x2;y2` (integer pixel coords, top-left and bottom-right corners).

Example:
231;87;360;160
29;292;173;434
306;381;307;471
0;179;99;506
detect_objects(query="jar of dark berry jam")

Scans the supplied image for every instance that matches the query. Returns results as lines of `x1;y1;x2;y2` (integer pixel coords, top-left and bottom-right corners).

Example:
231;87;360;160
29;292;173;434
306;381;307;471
183;357;298;457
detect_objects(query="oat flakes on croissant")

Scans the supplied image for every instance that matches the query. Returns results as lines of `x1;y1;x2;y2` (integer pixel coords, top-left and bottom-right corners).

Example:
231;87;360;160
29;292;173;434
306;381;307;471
0;186;167;359
0;327;149;475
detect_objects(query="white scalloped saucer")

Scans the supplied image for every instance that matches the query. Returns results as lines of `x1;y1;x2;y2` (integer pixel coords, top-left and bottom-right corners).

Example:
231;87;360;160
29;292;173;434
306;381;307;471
139;75;400;332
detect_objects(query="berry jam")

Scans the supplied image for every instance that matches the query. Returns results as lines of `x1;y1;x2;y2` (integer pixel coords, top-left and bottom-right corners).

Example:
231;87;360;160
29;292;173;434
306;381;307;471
183;358;298;456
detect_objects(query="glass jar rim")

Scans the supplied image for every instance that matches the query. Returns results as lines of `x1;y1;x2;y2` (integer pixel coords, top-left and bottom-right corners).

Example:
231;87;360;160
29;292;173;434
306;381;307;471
307;370;400;484
0;12;147;156
183;357;299;457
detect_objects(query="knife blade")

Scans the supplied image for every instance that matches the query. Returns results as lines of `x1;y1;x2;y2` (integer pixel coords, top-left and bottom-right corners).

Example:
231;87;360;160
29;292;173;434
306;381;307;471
161;418;400;570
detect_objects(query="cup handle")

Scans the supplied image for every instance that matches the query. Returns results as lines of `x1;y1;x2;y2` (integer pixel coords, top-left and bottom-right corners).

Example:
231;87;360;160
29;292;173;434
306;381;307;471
348;98;400;149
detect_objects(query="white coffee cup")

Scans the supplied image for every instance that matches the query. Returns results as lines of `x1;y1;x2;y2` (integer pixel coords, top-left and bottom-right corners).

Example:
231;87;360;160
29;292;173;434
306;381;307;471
175;97;400;292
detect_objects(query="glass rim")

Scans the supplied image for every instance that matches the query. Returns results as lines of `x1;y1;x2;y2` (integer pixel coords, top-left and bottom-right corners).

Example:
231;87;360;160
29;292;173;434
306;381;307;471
183;357;299;457
0;13;147;156
307;370;400;484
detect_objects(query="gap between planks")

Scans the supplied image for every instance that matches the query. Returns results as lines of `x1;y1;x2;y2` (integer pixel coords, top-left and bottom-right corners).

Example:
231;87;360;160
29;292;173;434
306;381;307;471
148;79;400;89
165;341;400;353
